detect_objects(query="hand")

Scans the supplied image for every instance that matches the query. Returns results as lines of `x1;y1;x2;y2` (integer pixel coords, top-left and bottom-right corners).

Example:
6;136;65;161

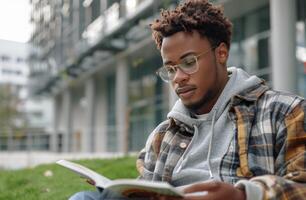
157;181;246;200
182;181;246;200
85;179;95;186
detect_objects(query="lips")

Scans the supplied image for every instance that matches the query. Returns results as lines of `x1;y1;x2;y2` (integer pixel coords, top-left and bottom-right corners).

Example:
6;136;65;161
176;85;196;97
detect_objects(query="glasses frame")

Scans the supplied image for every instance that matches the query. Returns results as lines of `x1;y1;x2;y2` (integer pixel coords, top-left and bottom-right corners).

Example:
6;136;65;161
156;46;217;82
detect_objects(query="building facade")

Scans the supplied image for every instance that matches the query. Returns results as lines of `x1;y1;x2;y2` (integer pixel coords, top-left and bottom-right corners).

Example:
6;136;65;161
0;39;52;151
29;0;306;153
0;40;29;97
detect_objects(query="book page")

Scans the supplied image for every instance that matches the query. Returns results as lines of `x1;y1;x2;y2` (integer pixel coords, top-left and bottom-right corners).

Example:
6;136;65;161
57;160;185;198
56;159;111;188
106;179;184;198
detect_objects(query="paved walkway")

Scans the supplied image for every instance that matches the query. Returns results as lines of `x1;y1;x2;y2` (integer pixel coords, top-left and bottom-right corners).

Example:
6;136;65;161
0;151;127;170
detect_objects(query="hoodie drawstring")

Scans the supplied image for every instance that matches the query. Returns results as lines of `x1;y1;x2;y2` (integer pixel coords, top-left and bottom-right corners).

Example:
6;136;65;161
191;108;217;180
207;109;217;179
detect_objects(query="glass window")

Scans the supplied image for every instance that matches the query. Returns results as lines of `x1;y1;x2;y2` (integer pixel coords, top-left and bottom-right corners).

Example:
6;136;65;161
91;0;101;21
297;0;306;21
229;5;271;83
128;56;167;151
1;55;11;62
79;0;86;39
228;18;244;68
16;57;24;63
296;0;306;96
244;6;270;39
257;37;269;69
107;0;120;8
106;74;117;152
69;0;73;24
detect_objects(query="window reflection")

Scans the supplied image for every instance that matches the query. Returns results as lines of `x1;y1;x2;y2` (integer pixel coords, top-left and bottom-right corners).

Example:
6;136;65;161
228;6;271;84
128;57;167;151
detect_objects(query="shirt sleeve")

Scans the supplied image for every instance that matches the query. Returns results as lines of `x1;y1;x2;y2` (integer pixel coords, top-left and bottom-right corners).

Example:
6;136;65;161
235;180;263;200
245;100;306;200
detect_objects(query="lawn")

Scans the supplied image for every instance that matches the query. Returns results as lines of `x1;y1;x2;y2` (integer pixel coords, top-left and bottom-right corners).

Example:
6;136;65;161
0;156;138;200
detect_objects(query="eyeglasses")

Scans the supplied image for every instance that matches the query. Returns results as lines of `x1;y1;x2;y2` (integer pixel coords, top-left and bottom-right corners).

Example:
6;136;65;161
156;46;216;82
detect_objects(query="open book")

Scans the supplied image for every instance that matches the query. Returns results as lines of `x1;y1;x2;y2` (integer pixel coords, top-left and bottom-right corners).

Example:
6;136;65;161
56;159;183;198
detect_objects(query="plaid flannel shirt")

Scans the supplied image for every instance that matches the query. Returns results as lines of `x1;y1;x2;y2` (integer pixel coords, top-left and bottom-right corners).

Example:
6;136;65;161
136;82;306;200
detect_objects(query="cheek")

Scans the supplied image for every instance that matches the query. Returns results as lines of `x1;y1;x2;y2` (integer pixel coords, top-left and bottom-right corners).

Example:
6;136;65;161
196;67;215;84
193;75;211;95
193;68;216;93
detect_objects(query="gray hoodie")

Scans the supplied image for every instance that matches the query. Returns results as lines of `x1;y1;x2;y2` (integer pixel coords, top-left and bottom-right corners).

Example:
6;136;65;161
167;67;263;200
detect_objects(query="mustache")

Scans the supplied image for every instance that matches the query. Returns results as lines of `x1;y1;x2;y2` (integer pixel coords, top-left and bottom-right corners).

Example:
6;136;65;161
175;85;197;94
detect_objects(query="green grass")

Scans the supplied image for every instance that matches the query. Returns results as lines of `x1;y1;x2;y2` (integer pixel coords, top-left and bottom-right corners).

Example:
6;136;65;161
0;156;138;200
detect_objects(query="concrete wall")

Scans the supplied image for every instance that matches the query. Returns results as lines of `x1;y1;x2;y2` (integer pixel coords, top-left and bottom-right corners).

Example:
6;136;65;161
0;151;127;170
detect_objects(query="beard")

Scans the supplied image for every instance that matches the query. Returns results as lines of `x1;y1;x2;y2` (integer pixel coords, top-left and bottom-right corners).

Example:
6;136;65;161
184;89;216;113
179;57;227;114
184;61;222;114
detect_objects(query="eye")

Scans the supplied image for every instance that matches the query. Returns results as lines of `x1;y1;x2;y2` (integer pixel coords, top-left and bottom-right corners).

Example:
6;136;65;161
181;56;197;69
165;66;176;74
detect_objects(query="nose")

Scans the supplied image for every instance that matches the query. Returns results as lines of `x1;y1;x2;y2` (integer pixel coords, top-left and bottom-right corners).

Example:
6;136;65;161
172;67;189;84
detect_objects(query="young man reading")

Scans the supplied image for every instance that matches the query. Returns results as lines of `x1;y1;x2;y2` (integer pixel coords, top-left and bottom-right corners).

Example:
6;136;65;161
70;0;306;199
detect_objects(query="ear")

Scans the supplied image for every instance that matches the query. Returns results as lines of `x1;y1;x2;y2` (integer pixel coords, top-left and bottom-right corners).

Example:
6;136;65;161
215;43;229;65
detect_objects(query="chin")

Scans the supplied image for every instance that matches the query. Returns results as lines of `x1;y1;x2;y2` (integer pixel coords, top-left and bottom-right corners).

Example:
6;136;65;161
183;94;212;111
181;99;199;109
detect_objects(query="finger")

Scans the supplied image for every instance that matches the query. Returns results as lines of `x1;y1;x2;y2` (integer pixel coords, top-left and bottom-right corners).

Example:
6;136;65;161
183;193;212;200
183;181;220;194
86;179;95;185
157;196;182;200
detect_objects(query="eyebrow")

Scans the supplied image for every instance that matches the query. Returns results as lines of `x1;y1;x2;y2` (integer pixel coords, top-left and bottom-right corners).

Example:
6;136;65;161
163;52;196;65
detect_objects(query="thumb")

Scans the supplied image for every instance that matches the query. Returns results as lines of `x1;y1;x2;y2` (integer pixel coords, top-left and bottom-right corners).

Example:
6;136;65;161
183;181;220;194
86;179;95;186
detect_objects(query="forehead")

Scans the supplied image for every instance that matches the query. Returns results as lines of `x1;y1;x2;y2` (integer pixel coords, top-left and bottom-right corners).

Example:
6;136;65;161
160;31;210;60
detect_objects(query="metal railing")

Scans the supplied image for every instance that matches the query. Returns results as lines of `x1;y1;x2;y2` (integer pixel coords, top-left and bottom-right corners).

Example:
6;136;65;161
0;128;50;151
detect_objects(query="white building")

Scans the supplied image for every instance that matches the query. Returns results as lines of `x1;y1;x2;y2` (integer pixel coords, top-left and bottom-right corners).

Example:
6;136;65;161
0;39;52;150
0;39;29;98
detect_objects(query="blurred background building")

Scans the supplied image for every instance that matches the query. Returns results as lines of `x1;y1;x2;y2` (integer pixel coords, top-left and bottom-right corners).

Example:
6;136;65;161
0;39;52;151
28;0;306;154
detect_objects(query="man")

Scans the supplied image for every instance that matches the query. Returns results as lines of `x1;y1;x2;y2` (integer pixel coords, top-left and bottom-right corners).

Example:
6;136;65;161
70;0;306;199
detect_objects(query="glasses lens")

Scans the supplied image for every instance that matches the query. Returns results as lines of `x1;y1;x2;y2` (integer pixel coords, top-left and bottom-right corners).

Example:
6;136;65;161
157;67;171;82
156;55;199;82
180;56;197;73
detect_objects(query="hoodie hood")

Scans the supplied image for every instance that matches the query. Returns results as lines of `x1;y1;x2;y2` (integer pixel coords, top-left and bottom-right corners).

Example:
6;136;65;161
169;67;263;183
167;67;263;125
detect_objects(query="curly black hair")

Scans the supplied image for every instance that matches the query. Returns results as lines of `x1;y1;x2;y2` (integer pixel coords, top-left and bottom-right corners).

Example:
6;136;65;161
150;0;232;50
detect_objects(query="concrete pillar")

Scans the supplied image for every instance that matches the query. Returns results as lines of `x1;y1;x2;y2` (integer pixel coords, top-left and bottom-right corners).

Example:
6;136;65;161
62;90;72;152
50;97;59;152
270;0;297;93
82;78;96;152
115;57;129;154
